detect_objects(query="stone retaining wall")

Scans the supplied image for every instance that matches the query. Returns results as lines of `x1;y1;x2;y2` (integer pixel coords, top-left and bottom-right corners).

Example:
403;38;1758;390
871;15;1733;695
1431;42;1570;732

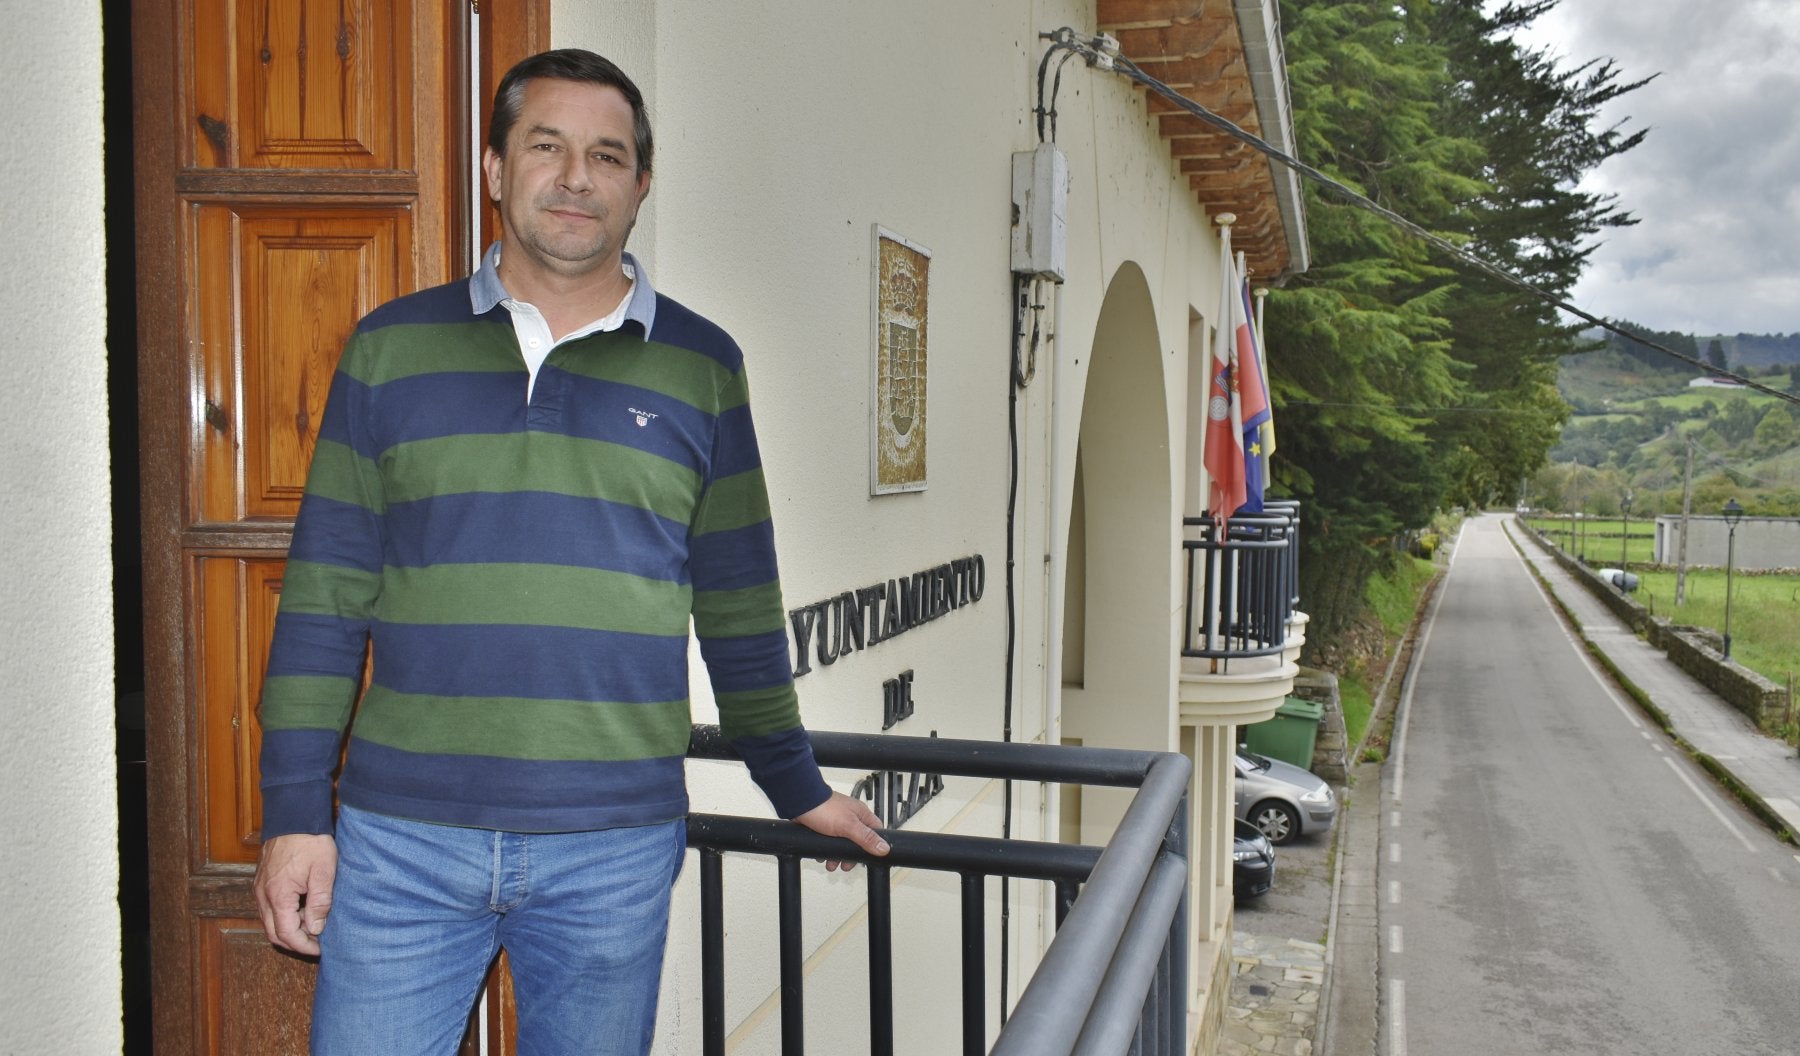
1291;670;1348;784
1519;519;1790;731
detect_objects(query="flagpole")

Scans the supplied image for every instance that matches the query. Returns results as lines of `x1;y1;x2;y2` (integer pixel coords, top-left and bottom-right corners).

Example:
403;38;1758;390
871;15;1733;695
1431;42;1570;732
1209;214;1238;658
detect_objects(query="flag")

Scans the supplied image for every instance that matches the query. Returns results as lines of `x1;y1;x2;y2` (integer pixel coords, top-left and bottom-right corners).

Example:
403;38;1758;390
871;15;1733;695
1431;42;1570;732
1251;282;1277;464
1235;268;1271;513
1204;228;1246;522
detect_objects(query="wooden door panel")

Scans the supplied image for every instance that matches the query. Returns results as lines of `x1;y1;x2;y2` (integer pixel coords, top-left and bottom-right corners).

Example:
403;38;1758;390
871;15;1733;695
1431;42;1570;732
140;2;545;1050
191;0;412;170
194;205;409;524
195;555;283;867
196;916;316;1055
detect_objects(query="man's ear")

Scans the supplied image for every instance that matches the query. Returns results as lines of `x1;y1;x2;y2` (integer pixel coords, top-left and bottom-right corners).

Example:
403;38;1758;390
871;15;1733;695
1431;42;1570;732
636;170;652;206
482;147;504;203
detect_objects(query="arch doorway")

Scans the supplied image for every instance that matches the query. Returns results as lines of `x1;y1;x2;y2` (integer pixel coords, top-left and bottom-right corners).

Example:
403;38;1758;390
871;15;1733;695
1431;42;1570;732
1059;262;1176;843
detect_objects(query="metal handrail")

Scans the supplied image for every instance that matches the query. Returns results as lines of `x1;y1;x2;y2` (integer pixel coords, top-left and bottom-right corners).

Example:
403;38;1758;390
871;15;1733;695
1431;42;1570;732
1181;505;1300;661
685;725;1192;1056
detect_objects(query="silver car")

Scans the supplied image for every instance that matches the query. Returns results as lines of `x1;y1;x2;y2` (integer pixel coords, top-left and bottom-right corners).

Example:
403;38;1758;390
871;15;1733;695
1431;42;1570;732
1234;748;1337;845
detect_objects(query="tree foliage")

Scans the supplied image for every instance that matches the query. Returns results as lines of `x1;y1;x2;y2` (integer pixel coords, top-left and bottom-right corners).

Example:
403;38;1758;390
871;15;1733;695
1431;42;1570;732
1265;0;1647;642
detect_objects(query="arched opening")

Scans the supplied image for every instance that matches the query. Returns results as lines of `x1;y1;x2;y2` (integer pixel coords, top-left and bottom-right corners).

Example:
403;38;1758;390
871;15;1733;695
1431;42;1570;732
1059;262;1175;843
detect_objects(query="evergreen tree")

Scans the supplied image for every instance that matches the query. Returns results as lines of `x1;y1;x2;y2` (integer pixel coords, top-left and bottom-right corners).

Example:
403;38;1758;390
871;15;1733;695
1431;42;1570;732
1266;0;1647;642
1427;0;1649;505
1264;0;1469;638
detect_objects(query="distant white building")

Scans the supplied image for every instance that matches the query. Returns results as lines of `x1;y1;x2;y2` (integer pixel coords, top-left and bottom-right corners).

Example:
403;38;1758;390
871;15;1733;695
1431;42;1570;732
1655;514;1800;569
1688;375;1747;389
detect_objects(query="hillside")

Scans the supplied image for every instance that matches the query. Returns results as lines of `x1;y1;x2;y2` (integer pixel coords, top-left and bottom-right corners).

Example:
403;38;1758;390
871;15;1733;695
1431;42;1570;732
1538;329;1800;517
1719;332;1800;369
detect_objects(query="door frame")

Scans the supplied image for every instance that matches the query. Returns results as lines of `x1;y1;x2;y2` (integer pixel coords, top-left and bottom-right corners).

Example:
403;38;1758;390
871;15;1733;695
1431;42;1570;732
132;3;547;1049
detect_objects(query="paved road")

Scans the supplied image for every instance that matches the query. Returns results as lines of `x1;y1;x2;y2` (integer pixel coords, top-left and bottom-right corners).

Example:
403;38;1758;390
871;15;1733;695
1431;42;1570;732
1381;513;1800;1056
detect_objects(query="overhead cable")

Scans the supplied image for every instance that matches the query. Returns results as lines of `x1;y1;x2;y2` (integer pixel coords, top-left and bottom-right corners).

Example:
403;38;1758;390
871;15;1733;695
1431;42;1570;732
1038;28;1800;407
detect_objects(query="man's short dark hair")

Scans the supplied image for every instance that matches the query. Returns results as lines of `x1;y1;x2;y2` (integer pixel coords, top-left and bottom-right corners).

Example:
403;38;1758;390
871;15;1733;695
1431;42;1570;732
488;49;653;176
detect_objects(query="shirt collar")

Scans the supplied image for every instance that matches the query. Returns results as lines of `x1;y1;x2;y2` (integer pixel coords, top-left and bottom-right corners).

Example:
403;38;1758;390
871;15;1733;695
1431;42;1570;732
468;241;658;340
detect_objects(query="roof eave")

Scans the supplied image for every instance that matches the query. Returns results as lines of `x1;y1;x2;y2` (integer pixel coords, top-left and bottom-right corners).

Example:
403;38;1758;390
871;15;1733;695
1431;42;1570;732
1232;0;1309;279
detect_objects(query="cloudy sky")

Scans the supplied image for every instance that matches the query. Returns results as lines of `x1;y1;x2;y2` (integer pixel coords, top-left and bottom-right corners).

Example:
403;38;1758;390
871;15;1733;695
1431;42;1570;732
1510;0;1800;337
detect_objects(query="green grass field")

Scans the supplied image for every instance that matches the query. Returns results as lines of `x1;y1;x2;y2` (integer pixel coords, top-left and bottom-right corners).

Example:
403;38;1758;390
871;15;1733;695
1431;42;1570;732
1631;569;1800;690
1526;516;1799;689
1526;517;1656;565
1614;388;1783;414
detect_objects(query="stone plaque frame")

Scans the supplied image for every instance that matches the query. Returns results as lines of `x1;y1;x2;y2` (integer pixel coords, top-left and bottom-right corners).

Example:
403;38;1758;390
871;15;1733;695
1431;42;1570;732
871;226;930;494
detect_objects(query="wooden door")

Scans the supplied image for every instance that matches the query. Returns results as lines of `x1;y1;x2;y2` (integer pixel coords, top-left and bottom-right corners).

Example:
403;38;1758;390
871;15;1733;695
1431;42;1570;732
134;2;543;1051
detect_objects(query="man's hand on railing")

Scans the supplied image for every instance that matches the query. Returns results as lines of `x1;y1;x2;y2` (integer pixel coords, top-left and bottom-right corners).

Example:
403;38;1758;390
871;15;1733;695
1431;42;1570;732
792;791;891;872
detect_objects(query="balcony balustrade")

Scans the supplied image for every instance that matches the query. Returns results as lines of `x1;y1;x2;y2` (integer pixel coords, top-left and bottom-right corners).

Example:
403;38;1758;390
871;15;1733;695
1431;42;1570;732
1181;502;1300;664
685;725;1192;1056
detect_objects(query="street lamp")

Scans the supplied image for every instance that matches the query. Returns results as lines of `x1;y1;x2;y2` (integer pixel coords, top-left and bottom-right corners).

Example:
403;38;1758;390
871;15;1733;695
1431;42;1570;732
1620;492;1633;571
1722;498;1744;661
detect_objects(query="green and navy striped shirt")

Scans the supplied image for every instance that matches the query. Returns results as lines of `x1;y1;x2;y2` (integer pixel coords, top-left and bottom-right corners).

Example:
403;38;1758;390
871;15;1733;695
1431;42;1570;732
257;248;829;838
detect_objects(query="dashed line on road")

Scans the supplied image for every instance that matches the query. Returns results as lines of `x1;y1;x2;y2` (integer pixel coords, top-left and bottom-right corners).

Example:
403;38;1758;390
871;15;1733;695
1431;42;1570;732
1390;811;1401;828
1772;866;1788;883
1389;843;1402;864
1390;926;1404;953
1662;755;1757;853
1390;979;1408;1056
1389;880;1401;904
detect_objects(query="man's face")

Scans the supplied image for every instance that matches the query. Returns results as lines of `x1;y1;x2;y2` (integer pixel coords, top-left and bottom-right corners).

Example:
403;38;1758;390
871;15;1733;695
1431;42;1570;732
483;78;651;281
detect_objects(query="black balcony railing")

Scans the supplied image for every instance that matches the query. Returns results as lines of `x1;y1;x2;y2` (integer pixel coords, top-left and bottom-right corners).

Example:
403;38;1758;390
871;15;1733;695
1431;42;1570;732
1181;502;1300;662
685;725;1192;1056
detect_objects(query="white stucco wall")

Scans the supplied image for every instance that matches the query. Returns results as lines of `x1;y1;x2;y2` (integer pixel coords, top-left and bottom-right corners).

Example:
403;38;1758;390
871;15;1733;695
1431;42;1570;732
0;6;120;1053
546;3;1236;1053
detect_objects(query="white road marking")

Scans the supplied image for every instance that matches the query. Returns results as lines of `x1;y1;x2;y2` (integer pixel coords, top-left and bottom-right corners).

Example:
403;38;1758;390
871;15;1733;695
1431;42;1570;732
1390;925;1404;953
1389;880;1401;904
1391;811;1401;828
1390;842;1402;864
1662;756;1757;853
1392;523;1463;805
1505;533;1644;730
1772;866;1787;883
1390;979;1408;1056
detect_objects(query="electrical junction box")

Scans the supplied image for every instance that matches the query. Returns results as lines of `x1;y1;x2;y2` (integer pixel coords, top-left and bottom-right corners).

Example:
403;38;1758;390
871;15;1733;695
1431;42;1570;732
1011;143;1068;281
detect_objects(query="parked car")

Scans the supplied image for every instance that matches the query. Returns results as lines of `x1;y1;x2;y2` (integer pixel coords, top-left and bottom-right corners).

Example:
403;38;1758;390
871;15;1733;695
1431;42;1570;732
1232;818;1275;900
1234;747;1337;845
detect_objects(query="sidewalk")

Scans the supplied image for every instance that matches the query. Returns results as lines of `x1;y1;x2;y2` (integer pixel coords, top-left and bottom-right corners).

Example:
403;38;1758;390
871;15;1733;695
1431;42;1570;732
1312;516;1800;1056
1507;517;1800;837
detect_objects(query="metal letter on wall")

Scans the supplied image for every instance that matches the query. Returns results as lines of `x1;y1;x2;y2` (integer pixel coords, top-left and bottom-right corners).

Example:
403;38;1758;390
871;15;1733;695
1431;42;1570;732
871;226;930;494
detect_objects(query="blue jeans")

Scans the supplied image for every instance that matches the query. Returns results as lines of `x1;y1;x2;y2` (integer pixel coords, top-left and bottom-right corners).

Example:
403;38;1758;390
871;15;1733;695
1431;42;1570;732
311;805;686;1056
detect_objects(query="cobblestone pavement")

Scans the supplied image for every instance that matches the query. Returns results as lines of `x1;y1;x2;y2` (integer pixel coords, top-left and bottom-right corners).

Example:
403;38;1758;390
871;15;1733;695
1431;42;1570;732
1220;932;1326;1056
1224;807;1338;1056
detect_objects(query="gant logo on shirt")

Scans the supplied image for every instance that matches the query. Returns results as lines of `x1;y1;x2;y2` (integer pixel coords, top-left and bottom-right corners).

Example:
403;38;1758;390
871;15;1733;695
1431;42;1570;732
629;406;659;427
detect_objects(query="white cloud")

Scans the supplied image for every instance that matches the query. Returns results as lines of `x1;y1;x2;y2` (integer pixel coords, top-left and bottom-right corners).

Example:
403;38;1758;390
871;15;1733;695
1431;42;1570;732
1512;0;1800;335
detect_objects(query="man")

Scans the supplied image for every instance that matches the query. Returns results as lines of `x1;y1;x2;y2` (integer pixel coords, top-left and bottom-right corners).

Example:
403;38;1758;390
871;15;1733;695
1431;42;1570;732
253;49;887;1055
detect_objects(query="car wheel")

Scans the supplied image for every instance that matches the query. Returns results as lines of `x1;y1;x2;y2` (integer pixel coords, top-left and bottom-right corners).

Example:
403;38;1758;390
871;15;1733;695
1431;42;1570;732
1249;801;1299;845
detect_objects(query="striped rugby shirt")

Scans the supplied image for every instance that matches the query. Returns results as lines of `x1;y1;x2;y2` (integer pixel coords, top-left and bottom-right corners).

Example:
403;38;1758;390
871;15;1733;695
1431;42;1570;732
256;248;829;838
